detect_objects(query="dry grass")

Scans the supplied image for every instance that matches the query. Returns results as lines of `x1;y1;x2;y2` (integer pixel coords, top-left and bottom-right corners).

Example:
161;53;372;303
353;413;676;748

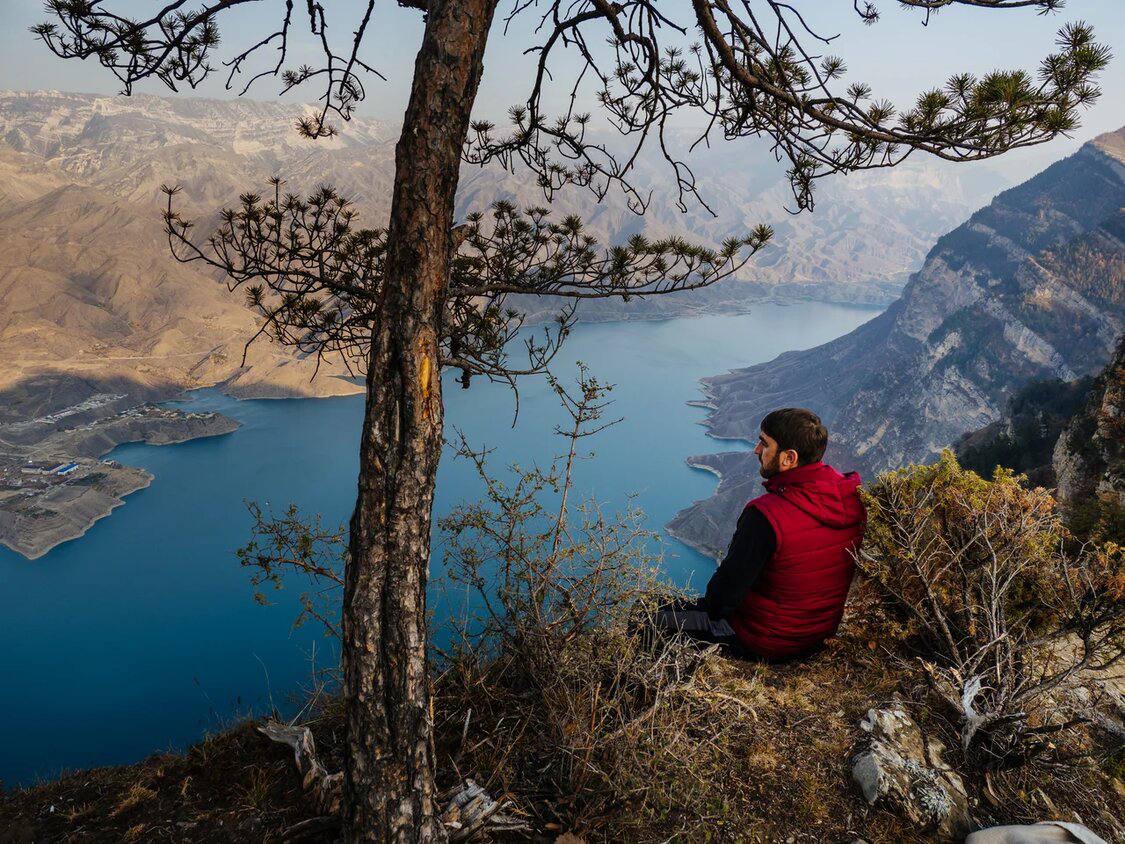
108;783;156;819
433;612;1114;842
0;721;329;842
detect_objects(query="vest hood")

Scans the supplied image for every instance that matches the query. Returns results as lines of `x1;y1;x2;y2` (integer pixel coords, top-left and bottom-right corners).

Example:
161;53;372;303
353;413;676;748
762;461;865;530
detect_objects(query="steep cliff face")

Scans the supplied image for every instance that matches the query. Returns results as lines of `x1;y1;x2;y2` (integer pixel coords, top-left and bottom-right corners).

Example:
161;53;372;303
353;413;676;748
952;336;1123;538
954;375;1094;488
670;129;1125;558
1052;338;1125;538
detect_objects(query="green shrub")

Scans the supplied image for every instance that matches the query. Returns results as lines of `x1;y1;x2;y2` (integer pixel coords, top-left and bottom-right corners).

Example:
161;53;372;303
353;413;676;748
858;452;1123;769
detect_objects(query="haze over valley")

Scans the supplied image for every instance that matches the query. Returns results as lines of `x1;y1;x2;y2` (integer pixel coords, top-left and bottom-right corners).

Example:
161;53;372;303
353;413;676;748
0;89;1011;558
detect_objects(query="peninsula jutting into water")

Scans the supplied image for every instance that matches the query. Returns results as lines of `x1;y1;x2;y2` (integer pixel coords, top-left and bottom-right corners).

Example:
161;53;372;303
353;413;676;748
0;401;240;559
0;303;879;787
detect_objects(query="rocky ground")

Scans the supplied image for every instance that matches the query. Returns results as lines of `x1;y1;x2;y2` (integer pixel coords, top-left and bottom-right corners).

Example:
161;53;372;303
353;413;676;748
1;628;1119;843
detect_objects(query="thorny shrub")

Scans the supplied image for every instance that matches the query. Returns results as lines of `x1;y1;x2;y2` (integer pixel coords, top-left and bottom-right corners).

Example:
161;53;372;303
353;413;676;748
239;368;765;837
857;451;1124;770
434;366;764;837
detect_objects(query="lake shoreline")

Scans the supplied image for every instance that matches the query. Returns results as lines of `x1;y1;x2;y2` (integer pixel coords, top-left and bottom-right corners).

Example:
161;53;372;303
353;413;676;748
0;304;884;787
0;300;883;563
0;407;241;560
6;467;154;560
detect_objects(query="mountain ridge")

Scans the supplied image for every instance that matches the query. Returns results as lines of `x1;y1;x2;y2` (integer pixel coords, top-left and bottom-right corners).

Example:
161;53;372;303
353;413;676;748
669;127;1125;559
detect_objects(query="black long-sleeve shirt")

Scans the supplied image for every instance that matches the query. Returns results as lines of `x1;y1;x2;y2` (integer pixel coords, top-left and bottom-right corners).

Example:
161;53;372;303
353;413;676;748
703;506;777;621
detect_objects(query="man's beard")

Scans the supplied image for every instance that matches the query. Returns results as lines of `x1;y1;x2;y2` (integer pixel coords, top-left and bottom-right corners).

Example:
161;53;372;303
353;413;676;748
758;452;781;479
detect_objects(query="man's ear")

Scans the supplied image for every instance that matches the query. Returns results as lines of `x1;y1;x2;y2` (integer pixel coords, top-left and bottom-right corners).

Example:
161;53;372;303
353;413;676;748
781;448;799;469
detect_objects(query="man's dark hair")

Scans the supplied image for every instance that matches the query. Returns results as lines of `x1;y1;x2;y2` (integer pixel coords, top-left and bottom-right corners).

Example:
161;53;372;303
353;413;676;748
761;408;828;466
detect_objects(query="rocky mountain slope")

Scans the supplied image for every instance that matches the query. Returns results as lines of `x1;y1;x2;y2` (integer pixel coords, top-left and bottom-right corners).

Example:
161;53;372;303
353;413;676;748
1053;337;1125;536
670;128;1125;558
954;374;1094;488
0;92;400;418
953;335;1123;541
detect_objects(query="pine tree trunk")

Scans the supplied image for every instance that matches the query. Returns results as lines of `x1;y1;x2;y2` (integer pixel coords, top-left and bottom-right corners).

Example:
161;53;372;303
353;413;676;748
342;0;498;840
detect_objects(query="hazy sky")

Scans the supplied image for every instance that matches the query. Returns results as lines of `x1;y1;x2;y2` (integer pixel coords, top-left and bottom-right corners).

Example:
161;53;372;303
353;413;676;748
1;0;1122;180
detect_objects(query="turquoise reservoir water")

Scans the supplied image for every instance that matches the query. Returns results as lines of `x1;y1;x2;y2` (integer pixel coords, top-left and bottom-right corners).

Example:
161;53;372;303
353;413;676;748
0;303;879;787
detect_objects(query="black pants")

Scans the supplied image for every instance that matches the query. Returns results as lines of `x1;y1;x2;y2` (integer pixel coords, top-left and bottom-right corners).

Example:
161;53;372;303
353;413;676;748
649;597;744;653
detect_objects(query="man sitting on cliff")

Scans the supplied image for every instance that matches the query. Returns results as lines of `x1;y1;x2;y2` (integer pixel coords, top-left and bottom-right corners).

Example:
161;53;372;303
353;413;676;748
652;408;866;660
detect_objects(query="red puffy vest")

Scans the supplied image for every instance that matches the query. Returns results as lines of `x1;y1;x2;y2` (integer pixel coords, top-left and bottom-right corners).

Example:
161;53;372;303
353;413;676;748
729;461;866;660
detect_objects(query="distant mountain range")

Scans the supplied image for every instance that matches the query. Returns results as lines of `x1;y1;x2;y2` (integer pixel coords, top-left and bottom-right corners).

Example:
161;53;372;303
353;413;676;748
0;92;397;422
465;138;1010;318
0;89;1008;423
670;128;1125;559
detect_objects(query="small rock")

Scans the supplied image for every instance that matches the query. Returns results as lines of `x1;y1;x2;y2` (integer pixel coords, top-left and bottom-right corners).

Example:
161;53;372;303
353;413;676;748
850;699;970;842
966;822;1107;844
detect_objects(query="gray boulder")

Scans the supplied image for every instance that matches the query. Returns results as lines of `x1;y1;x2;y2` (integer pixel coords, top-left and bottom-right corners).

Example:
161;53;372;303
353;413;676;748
851;700;971;841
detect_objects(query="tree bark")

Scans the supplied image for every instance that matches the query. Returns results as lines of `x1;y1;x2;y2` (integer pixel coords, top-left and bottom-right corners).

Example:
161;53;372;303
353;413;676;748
342;0;498;840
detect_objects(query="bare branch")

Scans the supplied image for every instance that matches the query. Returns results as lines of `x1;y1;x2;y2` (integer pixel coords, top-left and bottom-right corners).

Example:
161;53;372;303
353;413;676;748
162;181;771;388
